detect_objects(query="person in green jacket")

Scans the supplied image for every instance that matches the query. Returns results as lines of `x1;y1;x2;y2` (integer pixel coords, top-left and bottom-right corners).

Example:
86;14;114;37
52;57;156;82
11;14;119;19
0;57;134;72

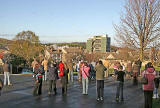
95;61;107;101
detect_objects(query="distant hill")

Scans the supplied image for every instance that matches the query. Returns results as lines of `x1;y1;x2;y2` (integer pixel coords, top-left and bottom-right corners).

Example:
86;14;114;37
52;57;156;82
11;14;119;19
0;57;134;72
57;42;86;48
0;38;13;46
46;42;86;49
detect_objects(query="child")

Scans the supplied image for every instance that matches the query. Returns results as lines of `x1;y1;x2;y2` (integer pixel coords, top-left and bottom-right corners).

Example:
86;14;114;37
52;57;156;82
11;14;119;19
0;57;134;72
115;65;125;102
0;78;3;96
33;64;43;96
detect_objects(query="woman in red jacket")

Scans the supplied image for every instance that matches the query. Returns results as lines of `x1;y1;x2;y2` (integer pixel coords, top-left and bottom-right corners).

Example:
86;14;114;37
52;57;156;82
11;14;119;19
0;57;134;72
142;62;156;108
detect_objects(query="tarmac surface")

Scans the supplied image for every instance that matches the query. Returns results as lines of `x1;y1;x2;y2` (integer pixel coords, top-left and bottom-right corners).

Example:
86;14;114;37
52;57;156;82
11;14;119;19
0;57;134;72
0;75;144;108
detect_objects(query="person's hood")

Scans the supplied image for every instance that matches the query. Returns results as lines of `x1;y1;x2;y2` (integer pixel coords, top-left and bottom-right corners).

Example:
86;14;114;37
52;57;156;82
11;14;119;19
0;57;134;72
146;68;155;73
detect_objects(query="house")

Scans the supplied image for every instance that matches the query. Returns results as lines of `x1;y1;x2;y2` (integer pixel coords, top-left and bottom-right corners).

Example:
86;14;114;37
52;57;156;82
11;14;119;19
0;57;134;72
61;47;83;62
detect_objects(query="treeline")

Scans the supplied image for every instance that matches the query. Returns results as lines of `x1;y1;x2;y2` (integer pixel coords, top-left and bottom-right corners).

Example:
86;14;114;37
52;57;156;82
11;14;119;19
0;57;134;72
47;42;86;49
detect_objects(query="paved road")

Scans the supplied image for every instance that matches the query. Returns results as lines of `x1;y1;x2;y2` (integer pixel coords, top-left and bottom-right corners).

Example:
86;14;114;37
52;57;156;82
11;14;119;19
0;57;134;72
0;75;144;108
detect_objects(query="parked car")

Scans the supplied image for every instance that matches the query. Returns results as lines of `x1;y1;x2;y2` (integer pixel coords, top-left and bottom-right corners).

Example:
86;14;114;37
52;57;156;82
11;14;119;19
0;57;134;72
21;68;33;74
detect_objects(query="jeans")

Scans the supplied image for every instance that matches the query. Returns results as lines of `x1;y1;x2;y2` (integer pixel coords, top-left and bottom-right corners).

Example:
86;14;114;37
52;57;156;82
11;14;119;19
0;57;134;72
61;77;67;94
133;76;138;85
43;70;48;81
48;80;56;93
153;88;158;96
77;70;81;80
116;81;124;100
82;77;88;94
96;80;104;99
4;72;11;85
33;79;42;95
69;71;73;83
144;91;153;108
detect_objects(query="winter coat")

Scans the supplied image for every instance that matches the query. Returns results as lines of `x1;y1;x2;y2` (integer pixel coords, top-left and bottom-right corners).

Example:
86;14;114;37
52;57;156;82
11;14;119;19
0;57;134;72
0;78;3;90
34;65;44;78
95;64;107;80
59;62;64;73
32;60;38;68
3;63;9;72
34;66;43;81
68;62;73;71
79;62;84;75
142;68;156;91
132;64;139;77
127;63;132;73
81;66;90;78
48;66;58;80
41;60;48;71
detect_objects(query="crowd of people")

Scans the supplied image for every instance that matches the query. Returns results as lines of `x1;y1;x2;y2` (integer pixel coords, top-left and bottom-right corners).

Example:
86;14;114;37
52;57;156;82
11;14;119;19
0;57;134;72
32;58;97;96
0;57;159;108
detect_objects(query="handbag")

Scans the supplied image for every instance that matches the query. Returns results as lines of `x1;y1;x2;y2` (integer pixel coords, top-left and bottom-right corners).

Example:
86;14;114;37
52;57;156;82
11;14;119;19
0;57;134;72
141;71;148;84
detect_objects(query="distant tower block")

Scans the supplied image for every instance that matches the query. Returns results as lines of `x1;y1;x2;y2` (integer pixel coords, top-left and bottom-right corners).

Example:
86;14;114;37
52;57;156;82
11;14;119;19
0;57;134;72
86;34;111;53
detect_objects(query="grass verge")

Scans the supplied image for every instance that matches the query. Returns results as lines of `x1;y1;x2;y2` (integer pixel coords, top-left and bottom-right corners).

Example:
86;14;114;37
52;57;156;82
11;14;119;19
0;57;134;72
153;99;160;108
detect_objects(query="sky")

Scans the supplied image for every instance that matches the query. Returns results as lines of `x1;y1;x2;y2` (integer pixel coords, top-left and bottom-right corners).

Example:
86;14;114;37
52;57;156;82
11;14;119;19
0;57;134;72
0;0;125;44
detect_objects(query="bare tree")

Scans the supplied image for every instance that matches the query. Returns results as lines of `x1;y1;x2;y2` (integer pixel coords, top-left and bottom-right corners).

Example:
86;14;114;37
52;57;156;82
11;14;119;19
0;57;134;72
114;0;160;61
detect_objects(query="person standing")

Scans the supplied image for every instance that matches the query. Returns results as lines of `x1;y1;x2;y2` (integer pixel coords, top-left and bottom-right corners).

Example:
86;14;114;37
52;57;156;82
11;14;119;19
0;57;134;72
81;62;90;95
0;78;3;96
76;61;81;82
41;58;48;81
68;60;74;83
152;71;159;99
113;62;119;75
142;62;156;108
95;61;107;101
103;59;110;78
33;64;43;96
89;63;94;80
79;60;84;82
32;58;38;78
48;62;58;95
59;62;69;95
3;61;12;86
132;61;139;85
127;61;132;79
91;61;96;79
136;59;142;76
115;65;125;102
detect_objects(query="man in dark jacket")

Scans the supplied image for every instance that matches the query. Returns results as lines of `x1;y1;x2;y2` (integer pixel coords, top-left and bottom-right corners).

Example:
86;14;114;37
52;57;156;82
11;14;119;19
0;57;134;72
133;61;139;85
136;59;142;76
95;61;107;101
48;62;58;95
115;65;125;102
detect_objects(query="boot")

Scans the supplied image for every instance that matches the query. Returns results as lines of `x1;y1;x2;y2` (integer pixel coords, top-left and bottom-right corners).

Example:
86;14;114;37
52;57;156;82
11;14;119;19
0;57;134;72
62;88;65;94
54;88;57;95
153;94;156;99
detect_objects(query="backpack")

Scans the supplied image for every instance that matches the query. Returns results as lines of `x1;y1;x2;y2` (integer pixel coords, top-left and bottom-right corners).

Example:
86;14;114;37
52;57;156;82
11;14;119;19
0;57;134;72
59;62;64;77
59;68;64;77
